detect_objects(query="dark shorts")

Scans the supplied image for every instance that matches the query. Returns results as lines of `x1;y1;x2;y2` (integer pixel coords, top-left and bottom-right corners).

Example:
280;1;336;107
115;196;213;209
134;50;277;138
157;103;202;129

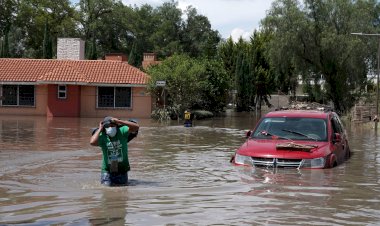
101;172;128;186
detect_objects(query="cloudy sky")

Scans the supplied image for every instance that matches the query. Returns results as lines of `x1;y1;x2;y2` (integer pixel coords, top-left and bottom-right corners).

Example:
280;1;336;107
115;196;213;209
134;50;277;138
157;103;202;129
121;0;275;41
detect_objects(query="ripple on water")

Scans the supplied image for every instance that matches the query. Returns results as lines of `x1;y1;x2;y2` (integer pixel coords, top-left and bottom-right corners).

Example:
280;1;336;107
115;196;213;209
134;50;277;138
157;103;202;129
1;117;380;225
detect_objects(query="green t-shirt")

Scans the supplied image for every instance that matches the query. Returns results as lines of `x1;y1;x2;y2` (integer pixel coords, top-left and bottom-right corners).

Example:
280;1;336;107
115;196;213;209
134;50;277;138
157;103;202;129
98;126;130;173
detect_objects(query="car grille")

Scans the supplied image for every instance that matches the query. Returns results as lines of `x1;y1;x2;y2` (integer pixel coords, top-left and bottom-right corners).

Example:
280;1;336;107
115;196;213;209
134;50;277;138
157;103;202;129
251;157;302;168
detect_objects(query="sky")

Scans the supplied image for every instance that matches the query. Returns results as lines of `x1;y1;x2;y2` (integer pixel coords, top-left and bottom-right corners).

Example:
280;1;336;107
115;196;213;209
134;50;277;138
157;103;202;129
121;0;275;41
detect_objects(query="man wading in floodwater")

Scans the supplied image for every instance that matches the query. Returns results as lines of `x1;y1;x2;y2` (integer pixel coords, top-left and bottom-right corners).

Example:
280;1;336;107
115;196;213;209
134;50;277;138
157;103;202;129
90;116;139;186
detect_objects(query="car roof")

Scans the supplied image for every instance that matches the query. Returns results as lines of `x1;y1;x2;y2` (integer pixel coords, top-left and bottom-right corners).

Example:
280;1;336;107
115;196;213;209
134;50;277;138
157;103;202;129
265;110;330;119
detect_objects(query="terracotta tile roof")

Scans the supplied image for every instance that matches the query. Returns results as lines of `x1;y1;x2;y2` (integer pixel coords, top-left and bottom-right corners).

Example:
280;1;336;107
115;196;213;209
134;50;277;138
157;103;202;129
0;58;149;85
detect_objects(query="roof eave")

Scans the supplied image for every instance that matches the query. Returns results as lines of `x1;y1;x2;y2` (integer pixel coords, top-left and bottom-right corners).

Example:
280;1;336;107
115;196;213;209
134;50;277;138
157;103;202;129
1;81;148;87
36;81;89;85
0;81;38;85
88;83;147;87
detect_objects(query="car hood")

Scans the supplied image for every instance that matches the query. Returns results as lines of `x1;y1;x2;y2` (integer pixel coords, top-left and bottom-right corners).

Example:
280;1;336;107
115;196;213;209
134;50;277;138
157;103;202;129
237;138;330;159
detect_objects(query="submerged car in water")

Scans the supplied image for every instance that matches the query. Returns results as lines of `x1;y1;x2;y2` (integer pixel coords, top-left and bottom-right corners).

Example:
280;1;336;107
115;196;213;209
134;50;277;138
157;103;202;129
231;110;350;169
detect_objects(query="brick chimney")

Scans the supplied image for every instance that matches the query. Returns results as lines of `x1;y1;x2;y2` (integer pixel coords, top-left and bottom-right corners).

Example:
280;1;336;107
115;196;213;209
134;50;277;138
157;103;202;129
57;38;85;60
105;53;128;62
142;53;160;69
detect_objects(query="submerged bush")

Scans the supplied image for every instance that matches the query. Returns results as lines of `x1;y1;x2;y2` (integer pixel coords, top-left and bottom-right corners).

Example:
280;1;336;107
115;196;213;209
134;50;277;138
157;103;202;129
151;105;181;121
192;110;213;119
151;108;171;121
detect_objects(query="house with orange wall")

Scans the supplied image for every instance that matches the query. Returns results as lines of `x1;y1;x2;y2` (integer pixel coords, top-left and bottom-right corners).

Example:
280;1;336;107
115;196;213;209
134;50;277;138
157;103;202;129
0;38;155;118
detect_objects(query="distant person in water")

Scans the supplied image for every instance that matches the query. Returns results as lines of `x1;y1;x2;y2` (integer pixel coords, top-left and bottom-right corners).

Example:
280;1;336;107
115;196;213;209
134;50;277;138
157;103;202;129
90;116;139;186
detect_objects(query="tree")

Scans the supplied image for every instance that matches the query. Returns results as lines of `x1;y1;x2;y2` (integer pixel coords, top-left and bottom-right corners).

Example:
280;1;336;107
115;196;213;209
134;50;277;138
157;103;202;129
128;40;143;67
0;30;10;58
181;6;221;58
95;1;133;54
150;0;182;58
0;0;15;58
14;0;78;58
249;31;275;110
0;0;16;37
147;54;203;117
42;19;53;59
147;54;230;117
235;37;252;111
218;37;238;104
262;0;378;113
77;0;113;59
86;34;97;60
194;59;230;112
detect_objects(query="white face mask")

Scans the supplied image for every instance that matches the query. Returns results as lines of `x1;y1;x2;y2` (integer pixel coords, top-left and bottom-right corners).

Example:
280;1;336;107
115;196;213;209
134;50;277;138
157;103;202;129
105;127;117;137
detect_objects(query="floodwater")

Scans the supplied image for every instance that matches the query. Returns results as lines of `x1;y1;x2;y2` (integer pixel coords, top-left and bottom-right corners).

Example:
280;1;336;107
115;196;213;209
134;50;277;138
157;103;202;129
0;112;379;225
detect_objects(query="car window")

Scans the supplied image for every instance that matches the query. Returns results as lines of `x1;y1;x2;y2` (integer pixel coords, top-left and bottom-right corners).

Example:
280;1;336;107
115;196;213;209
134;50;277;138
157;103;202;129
335;115;345;133
331;117;342;134
253;117;327;141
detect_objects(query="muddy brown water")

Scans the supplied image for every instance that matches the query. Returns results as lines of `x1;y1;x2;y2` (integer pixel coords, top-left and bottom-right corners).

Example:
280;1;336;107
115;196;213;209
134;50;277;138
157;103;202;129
0;113;379;225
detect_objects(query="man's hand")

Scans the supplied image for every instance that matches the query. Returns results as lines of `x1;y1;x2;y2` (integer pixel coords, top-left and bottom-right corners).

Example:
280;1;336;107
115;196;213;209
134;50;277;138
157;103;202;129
114;118;139;132
90;121;104;146
99;121;104;130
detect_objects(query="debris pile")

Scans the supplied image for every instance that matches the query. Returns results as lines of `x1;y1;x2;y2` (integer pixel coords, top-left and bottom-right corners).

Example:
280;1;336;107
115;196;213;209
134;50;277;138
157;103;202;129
278;101;333;112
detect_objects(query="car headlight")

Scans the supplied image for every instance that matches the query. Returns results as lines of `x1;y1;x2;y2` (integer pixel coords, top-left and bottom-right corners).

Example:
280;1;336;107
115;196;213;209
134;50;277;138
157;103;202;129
300;157;325;169
234;153;253;166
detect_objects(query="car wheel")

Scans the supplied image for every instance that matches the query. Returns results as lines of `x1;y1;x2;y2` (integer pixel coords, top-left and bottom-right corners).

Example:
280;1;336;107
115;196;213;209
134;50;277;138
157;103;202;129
329;154;337;168
345;145;351;159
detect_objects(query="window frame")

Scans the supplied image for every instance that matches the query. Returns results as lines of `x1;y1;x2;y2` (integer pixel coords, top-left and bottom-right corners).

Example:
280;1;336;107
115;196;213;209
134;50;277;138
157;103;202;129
96;86;132;109
57;85;67;99
0;85;35;107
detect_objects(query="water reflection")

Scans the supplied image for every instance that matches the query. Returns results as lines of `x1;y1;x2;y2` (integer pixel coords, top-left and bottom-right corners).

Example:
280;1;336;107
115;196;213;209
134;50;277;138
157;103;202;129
89;189;128;225
1;117;36;149
0;115;380;225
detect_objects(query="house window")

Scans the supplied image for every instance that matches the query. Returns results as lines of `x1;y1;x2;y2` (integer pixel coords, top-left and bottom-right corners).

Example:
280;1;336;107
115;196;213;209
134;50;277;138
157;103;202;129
1;85;35;106
97;87;132;108
58;85;67;99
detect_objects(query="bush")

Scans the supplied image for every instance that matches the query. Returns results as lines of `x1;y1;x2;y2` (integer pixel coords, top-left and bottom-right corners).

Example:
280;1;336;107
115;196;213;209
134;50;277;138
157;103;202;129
192;110;213;119
151;105;181;121
151;108;171;121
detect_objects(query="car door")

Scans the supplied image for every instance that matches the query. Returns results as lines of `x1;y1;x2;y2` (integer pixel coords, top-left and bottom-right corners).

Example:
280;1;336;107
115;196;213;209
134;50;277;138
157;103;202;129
330;115;345;163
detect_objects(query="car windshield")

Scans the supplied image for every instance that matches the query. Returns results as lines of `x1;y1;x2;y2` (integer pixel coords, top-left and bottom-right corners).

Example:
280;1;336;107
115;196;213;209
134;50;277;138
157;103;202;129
252;117;328;141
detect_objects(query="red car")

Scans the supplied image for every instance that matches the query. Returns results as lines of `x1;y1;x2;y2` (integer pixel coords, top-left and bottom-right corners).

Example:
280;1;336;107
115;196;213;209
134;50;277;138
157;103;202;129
232;110;351;169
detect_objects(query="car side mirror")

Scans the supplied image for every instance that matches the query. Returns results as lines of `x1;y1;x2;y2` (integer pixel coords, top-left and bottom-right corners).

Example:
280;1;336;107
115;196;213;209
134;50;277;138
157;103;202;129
333;133;342;143
246;130;252;138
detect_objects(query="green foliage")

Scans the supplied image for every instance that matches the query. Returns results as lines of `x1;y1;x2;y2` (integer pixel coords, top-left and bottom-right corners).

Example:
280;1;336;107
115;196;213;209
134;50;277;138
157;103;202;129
86;35;97;60
0;30;10;58
151;108;171;121
262;0;378;113
147;54;230;117
150;1;182;58
226;33;275;112
181;6;221;58
1;0;220;60
235;47;253;111
42;19;53;59
0;0;16;37
250;31;275;110
13;0;77;58
218;37;237;88
147;54;202;114
195;59;230;112
128;40;143;68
